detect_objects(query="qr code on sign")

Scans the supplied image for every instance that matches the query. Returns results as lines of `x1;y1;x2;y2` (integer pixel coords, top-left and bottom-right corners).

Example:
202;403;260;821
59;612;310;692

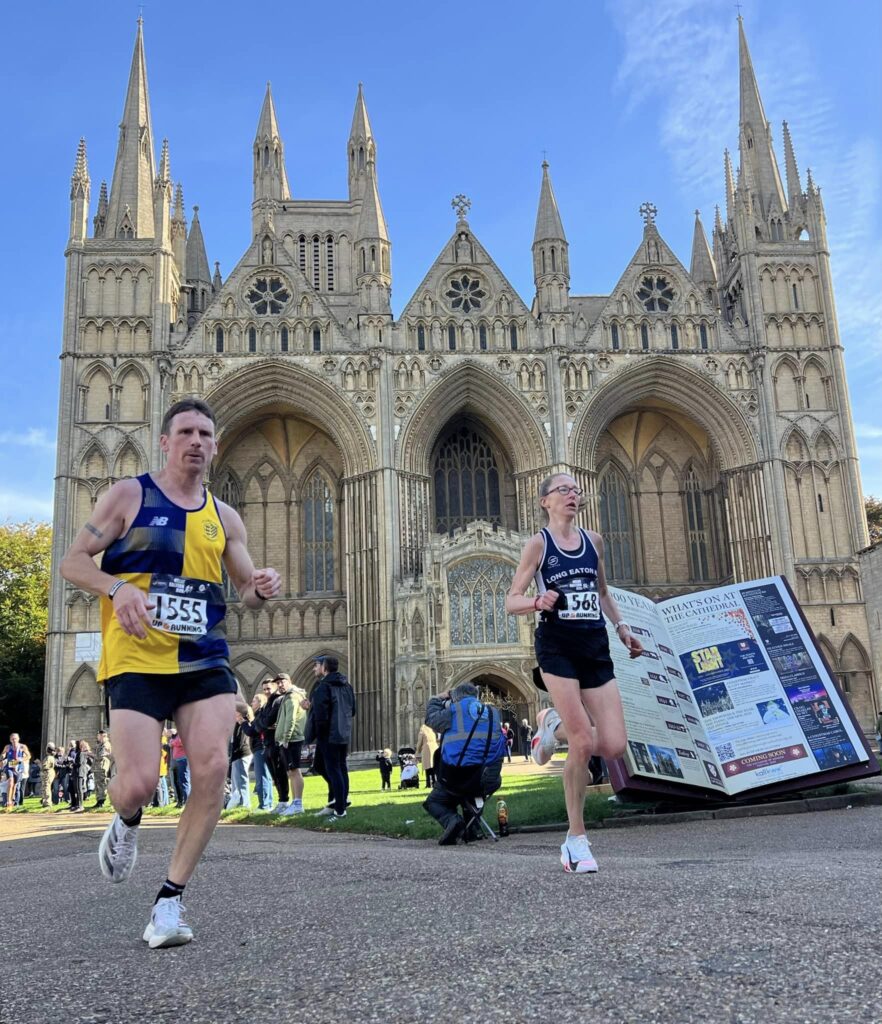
715;742;735;761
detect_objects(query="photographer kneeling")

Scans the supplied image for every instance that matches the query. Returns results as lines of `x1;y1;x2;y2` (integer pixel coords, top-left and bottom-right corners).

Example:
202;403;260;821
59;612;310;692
423;681;508;846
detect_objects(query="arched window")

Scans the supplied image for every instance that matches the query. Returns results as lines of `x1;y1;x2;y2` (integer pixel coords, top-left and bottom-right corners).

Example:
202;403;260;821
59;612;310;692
326;235;335;291
216;473;241;599
598;466;634;581
298;235;306;274
792;283;799;310
479;324;488;350
248;327;257;353
671;323;679;349
360;248;366;273
684;468;710;580
510;324;518;351
312;327;322;352
303;474;335;592
641;323;649;350
417;324;426;351
448;558;519;646
610;323;619;350
215;326;224;353
433;425;502;534
312;236;320;289
700;323;709;349
541;250;546;273
551;247;557;272
280;326;289;352
448;325;456;351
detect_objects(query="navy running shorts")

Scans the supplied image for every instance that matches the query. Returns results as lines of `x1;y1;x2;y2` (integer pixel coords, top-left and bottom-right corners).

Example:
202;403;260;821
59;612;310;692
105;666;238;722
534;625;616;690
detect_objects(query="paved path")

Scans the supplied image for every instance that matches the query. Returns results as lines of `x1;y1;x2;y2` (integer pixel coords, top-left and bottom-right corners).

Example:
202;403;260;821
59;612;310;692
3;805;880;1024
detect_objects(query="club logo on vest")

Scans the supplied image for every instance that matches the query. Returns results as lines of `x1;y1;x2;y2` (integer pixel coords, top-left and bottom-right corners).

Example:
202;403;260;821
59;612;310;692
203;521;219;541
149;516;169;527
548;555;559;567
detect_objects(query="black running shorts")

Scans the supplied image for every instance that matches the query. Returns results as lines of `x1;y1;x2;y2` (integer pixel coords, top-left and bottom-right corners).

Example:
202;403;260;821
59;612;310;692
105;666;238;722
281;741;304;771
534;626;615;691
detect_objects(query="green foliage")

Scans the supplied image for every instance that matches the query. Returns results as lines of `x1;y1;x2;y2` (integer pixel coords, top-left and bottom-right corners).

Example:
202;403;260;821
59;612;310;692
0;521;52;747
866;496;882;544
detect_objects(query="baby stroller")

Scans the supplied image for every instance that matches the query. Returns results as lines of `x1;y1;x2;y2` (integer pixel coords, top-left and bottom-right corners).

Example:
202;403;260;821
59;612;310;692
397;746;420;789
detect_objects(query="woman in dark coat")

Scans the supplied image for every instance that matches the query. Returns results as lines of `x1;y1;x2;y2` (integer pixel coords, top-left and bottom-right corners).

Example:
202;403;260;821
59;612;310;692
71;740;94;813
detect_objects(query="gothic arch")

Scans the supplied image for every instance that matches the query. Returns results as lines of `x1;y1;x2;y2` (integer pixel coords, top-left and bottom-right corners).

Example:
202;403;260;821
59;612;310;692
230;652;283;699
782;427;810;463
79;441;109;479
397;362;550;475
112;438;146;479
571;359;757;471
206;360;376;476
447;661;534;705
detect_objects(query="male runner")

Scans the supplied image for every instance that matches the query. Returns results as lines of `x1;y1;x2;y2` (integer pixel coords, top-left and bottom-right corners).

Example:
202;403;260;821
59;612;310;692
61;399;280;947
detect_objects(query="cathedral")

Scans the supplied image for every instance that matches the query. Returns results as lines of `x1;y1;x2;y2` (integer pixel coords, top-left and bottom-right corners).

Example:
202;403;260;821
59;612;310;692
44;17;877;751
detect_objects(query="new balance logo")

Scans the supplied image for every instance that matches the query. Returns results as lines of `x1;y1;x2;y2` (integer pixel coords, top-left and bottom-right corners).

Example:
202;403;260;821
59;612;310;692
149;516;169;527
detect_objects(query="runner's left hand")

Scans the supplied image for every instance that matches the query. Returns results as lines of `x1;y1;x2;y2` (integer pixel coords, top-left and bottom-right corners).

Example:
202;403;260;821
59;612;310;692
621;631;643;659
252;567;281;600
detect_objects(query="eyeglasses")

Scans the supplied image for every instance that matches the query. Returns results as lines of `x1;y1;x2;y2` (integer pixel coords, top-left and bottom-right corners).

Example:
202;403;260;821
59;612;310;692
547;485;584;497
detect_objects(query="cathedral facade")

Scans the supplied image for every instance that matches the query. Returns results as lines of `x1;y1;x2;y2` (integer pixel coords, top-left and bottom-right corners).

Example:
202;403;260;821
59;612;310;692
44;18;877;751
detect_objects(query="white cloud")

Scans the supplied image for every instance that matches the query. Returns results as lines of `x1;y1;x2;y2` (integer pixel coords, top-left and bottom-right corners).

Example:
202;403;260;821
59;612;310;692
0;489;54;522
0;428;56;453
855;423;882;440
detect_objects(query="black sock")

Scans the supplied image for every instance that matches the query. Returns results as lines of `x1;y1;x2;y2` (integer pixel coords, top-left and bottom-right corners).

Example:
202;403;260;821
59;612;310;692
121;808;142;828
155;879;186;904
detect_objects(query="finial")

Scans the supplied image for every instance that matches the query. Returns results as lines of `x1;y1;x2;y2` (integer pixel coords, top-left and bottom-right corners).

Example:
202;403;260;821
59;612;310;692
694;208;701;218
193;204;199;214
451;194;472;221
639;201;658;226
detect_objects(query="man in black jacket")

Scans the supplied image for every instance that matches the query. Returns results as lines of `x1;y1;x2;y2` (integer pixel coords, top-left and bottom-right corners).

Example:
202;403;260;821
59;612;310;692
305;657;355;820
255;676;289;812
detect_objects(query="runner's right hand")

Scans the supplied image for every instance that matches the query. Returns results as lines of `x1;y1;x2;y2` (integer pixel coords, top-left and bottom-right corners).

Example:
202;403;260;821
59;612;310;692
535;590;559;612
111;584;155;639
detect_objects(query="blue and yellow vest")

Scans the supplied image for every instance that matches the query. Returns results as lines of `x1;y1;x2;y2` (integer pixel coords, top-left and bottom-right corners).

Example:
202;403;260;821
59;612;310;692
439;698;507;767
98;474;229;680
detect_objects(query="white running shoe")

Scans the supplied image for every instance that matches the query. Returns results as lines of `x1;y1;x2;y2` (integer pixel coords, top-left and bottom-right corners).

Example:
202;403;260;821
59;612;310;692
313;805;335;817
142;897;194;949
98;813;139;883
560;834;599;874
271;802;289;814
531;708;562;766
282;800;304;816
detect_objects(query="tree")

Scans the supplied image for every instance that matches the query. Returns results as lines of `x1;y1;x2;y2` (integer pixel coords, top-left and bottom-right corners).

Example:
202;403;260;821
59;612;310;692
866;496;882;544
0;521;52;749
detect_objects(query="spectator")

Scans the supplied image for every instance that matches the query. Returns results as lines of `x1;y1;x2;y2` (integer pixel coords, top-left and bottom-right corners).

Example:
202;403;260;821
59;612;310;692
306;656;356;820
242;693;273;811
71;740;94;813
415;722;439;789
422;682;507;845
375;749;393;791
26;757;41;800
169;729;190;806
154;729;171;807
40;744;57;807
93;730;112;809
275;674;308;816
226;702;254;809
519;719;533;761
53;746;69;804
255;676;289;813
503;722;514;763
64;741;78;802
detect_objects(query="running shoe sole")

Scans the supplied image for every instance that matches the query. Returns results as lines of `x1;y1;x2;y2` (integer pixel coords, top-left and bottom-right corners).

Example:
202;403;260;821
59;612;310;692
531;709;561;767
560;842;599;874
143;923;194;949
98;815;137;883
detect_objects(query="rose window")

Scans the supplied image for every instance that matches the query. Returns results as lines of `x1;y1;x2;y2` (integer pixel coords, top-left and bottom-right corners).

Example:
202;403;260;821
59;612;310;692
246;276;290;315
445;274;486;313
636;275;675;312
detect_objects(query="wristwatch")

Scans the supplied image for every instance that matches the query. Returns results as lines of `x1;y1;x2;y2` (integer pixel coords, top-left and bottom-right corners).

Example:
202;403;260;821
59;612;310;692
613;620;630;633
107;579;128;600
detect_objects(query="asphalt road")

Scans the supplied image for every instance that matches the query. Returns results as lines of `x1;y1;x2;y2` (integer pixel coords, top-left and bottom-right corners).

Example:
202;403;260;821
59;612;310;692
3;806;880;1024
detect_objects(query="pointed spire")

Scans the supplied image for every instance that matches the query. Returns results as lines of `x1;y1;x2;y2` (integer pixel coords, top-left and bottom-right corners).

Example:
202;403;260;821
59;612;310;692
782;120;802;203
253;83;290;202
737;16;787;216
533;161;567;244
690;210;717;291
213;261;222;291
186;205;211;285
355;163;388;243
171;183;188;275
348;82;377;200
70;138;90;197
157;138;171;184
714;204;723;236
173;182;186;224
724;149;735;221
106;18;156;238
93;181;108;237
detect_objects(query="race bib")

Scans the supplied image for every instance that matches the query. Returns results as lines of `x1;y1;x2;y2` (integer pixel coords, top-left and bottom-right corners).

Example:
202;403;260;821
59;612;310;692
558;582;601;621
148;575;210;637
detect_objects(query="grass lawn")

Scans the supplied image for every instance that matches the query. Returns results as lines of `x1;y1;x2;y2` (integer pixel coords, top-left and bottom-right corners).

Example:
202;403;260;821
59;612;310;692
2;763;607;841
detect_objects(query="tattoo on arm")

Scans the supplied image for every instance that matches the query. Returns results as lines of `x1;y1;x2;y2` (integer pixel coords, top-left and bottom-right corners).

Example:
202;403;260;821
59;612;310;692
85;523;103;539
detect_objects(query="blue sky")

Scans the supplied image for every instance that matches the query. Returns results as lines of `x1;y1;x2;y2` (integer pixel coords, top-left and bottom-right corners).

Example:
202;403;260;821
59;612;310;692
0;0;879;521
